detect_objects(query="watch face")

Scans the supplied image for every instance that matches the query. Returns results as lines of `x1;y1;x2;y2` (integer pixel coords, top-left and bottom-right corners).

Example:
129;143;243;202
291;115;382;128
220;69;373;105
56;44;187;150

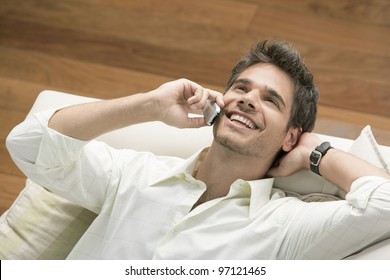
310;142;332;176
310;150;322;166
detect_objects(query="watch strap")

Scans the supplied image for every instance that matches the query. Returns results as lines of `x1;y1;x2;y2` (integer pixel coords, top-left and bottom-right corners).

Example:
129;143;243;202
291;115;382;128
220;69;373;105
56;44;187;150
310;141;333;176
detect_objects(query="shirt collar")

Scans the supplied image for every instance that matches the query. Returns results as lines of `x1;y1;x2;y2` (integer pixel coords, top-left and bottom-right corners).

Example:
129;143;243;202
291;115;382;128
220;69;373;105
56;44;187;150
247;178;274;217
221;178;274;217
150;148;206;186
150;149;275;217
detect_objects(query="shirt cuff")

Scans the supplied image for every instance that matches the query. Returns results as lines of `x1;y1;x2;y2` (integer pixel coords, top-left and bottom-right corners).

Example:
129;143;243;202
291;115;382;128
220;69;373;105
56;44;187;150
34;108;89;168
346;176;390;209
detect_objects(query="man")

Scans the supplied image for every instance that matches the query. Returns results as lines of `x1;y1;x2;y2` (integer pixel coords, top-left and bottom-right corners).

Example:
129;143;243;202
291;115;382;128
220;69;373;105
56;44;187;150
7;40;390;259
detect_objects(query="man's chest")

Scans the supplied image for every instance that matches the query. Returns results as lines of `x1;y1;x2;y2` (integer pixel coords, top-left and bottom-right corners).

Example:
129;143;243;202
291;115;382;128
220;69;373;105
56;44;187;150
101;181;281;259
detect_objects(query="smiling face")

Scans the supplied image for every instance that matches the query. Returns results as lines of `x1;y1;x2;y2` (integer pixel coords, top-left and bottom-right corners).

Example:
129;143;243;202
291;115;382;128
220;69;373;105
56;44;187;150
213;63;300;159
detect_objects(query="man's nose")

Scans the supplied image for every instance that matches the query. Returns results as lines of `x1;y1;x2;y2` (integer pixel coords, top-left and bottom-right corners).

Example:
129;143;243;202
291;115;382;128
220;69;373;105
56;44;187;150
238;90;259;111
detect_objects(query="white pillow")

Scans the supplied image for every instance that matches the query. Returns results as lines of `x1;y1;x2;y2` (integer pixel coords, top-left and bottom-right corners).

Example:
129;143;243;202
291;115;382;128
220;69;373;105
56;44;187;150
348;125;390;173
0;180;96;259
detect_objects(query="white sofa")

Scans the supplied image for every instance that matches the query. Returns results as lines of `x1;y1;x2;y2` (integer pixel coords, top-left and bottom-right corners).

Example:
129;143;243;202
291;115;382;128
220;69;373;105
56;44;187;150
1;90;390;259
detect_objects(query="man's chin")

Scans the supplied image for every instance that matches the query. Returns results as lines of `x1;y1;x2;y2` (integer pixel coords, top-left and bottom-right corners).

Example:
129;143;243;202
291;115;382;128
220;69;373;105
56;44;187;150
214;134;255;157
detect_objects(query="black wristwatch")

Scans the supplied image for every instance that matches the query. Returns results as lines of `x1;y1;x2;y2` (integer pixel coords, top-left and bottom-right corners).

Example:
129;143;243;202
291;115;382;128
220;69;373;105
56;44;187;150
309;141;333;176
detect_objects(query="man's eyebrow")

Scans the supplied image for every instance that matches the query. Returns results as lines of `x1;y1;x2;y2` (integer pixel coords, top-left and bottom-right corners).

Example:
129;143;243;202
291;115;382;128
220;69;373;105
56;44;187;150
265;86;286;109
233;79;286;109
233;78;252;86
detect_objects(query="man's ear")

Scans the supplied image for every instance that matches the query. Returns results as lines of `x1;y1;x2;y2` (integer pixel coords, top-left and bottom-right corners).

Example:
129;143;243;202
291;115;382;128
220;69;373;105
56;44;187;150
281;127;302;152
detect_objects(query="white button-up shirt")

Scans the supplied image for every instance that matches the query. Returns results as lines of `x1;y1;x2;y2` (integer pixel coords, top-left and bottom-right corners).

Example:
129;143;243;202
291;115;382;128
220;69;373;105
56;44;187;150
6;109;390;259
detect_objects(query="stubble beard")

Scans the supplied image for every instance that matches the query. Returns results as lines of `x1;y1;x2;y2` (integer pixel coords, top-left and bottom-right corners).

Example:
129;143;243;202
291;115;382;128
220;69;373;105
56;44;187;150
213;127;266;158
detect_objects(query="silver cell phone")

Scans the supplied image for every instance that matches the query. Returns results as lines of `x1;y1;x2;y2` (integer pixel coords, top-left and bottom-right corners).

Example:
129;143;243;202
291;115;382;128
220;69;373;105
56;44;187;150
203;100;221;126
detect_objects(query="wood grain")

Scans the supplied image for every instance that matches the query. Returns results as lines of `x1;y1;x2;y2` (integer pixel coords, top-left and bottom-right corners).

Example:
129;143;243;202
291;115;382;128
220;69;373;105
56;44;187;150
0;0;389;215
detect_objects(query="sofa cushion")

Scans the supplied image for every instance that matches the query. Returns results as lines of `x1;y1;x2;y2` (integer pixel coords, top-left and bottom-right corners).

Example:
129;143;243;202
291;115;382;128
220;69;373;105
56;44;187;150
0;180;96;259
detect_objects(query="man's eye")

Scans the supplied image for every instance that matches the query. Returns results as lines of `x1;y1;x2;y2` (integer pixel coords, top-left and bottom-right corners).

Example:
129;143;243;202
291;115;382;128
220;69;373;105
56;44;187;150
235;85;248;92
265;98;280;109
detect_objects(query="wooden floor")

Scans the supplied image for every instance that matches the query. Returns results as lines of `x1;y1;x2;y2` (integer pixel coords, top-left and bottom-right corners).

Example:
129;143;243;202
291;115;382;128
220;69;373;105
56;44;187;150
1;0;389;215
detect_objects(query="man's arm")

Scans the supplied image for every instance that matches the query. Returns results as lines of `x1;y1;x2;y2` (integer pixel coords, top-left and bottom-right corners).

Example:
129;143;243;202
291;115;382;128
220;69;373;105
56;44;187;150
49;79;224;141
6;79;224;210
315;145;390;192
268;132;390;193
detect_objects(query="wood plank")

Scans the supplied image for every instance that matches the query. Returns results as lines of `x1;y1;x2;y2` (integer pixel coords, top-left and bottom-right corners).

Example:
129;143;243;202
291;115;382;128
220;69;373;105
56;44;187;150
0;109;26;142
84;0;257;30
0;45;388;136
305;45;390;86
1;0;388;85
315;104;390;146
0;46;225;97
317;105;390;131
0;45;388;141
1;17;389;117
0;0;256;56
248;2;390;54
0;77;44;113
0;47;171;98
0;14;234;88
0;142;25;177
243;0;390;27
314;118;390;147
314;74;390;117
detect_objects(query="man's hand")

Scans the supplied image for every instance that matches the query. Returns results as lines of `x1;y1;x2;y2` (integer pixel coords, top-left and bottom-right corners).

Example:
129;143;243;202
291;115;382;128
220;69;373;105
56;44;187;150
150;79;224;128
267;133;321;177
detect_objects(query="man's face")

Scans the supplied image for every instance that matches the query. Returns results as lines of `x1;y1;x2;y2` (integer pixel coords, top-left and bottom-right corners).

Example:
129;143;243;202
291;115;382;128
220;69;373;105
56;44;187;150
213;63;298;159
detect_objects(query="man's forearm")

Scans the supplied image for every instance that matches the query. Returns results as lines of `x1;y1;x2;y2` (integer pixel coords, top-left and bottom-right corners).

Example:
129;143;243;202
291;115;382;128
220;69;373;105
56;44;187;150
316;148;390;193
268;132;390;193
48;93;158;141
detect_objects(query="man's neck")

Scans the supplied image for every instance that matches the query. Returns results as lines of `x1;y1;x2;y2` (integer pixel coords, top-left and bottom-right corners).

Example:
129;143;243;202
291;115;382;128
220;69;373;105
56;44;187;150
193;141;273;204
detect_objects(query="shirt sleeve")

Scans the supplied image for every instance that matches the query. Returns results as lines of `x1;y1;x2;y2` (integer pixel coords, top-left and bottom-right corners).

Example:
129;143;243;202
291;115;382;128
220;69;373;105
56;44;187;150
6;108;120;214
278;176;390;259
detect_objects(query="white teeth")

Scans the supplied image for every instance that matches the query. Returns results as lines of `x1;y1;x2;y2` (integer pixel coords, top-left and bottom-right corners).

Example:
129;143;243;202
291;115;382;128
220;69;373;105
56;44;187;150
230;114;256;129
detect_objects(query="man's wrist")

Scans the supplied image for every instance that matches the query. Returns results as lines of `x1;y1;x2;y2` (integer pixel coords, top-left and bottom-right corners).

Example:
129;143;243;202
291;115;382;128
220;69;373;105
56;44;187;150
309;141;334;176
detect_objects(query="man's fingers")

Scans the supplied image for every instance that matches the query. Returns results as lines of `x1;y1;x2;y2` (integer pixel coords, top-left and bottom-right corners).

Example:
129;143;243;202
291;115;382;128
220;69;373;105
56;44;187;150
187;87;224;109
211;91;225;108
186;116;207;128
